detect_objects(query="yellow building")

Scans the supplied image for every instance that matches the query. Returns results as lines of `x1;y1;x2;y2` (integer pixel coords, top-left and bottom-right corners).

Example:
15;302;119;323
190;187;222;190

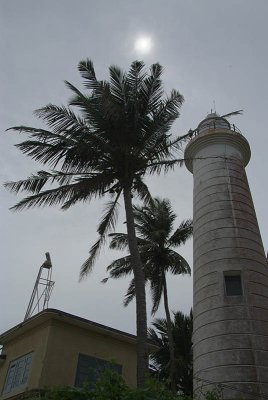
0;309;148;399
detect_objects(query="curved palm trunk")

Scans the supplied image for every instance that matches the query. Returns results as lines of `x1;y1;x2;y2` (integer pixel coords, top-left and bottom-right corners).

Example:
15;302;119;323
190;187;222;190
163;276;176;392
123;186;148;387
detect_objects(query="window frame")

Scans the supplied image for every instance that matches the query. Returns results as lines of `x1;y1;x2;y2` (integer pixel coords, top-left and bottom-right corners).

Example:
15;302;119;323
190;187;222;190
223;271;243;297
75;353;122;389
2;352;33;395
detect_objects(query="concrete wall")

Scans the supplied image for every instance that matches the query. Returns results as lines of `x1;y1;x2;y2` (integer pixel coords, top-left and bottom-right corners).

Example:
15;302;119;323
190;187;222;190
0;321;51;399
185;129;268;399
40;319;137;388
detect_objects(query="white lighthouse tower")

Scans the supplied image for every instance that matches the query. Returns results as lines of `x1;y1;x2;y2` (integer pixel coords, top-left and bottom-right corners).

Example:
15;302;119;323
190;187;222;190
185;113;268;399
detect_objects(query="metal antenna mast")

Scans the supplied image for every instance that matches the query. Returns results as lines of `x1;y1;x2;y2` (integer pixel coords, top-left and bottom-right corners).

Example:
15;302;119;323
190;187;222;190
24;252;55;321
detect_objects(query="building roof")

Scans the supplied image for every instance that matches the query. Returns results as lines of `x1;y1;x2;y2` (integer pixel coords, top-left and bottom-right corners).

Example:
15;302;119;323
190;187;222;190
0;309;157;348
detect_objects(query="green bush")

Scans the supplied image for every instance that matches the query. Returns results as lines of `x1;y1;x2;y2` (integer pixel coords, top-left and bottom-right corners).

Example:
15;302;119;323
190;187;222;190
34;369;188;400
31;370;236;400
203;386;222;400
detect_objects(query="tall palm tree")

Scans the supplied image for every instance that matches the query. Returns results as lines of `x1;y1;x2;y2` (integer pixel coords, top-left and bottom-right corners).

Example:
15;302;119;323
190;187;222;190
148;311;193;395
102;198;192;391
4;60;188;387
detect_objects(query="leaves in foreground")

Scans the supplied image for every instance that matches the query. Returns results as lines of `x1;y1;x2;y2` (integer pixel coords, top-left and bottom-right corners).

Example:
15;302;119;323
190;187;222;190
35;369;191;400
31;368;226;400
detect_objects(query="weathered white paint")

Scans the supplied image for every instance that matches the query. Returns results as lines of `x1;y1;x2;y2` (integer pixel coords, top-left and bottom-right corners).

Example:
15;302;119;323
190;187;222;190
185;115;268;399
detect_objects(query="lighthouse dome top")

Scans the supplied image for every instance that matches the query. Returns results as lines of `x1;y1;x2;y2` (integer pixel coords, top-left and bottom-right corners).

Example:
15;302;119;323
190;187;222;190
197;112;230;133
185;111;251;172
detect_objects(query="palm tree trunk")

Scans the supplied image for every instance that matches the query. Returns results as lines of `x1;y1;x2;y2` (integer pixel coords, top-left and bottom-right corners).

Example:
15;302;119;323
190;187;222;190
123;186;148;387
163;276;176;392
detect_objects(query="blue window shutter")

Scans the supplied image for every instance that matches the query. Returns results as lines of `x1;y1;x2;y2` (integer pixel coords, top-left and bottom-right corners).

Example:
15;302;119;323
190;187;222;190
2;353;33;395
75;354;122;389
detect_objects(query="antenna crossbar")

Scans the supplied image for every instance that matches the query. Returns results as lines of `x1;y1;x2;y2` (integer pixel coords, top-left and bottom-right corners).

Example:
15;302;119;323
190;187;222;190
24;252;55;321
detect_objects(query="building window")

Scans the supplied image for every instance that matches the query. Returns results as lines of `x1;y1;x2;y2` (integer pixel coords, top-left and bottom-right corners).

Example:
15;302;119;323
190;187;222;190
2;352;33;395
75;354;122;389
224;273;243;296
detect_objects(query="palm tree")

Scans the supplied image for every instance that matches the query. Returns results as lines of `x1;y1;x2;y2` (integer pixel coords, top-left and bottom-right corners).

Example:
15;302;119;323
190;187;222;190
148;311;193;395
4;60;188;387
102;197;192;391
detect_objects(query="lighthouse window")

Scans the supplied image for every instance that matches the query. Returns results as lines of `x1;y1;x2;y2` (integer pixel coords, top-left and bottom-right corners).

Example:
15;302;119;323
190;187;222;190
224;274;243;296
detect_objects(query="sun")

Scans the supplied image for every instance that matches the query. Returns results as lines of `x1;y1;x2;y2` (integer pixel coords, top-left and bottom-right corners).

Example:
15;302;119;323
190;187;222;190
134;36;153;54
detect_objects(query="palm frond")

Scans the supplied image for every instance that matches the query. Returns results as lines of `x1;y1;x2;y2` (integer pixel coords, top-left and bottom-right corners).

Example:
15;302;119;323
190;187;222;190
221;109;243;119
77;59;112;101
150;89;184;134
168;219;193;247
137;89;184;164
64;80;88;101
165;249;191;275
14;133;105;172
7;169;116;211
123;278;136;307
146;158;185;175
97;193;121;236
126;60;146;91
148;311;193;394
147;327;160;343
80;192;121;279
106;255;132;277
150;317;169;335
80;236;104;279
104;197;192;318
7;180;95;211
15;139;69;169
133;177;154;206
156;135;184;162
6;126;58;138
77;59;99;90
34;104;87;135
64;81;95;118
5;171;57;194
109;65;126;105
140;63;164;113
4;170;89;195
108;232;129;250
166;132;191;153
133;197;175;243
60;173;115;209
7;125;80;169
150;278;164;316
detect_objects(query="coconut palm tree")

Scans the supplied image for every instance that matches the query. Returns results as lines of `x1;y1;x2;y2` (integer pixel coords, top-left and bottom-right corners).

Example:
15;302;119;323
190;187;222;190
102;198;192;391
148;311;193;395
4;60;189;387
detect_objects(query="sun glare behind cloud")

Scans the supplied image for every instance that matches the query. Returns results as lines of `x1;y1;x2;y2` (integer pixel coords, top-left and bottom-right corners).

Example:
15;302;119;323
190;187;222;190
134;36;153;54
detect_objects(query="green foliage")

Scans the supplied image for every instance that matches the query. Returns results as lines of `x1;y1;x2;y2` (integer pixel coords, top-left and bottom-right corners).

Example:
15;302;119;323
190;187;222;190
148;311;193;395
203;386;223;400
103;198;192;393
5;60;187;280
29;370;235;400
33;369;193;400
37;386;89;400
104;197;192;313
92;369;128;400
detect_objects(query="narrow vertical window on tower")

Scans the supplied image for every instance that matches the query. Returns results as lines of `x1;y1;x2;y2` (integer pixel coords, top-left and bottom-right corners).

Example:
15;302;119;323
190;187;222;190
224;272;243;296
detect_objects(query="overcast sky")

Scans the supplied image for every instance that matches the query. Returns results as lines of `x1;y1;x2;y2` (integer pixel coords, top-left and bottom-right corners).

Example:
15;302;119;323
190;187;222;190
1;0;267;336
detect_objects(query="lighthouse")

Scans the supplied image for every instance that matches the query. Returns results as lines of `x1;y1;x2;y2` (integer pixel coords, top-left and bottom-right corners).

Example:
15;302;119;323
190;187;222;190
185;113;268;399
